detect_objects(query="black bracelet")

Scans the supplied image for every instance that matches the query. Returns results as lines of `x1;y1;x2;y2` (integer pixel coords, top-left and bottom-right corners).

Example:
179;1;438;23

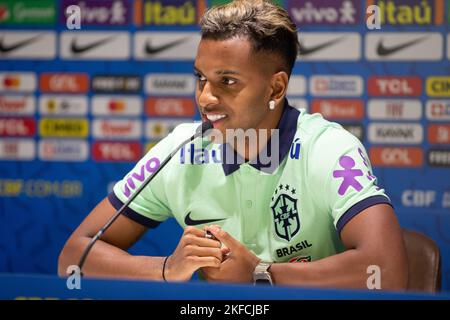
162;256;170;282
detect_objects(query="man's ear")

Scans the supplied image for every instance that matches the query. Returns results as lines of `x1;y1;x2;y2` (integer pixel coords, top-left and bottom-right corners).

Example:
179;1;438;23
270;71;289;105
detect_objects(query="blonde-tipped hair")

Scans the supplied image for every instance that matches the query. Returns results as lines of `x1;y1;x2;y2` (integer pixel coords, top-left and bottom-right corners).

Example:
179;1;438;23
200;0;299;74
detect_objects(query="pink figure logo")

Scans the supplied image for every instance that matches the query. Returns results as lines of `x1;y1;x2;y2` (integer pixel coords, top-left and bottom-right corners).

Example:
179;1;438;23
333;156;363;195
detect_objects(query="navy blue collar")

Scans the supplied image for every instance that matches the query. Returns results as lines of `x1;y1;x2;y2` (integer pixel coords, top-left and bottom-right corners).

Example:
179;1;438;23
222;99;300;176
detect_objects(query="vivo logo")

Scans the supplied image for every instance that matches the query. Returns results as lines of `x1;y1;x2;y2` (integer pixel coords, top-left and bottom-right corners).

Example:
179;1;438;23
123;157;160;197
289;0;360;25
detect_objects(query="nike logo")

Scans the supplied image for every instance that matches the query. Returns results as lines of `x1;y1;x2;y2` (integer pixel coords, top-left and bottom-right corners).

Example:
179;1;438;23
376;36;427;56
184;212;226;226
145;38;188;55
0;35;42;54
70;35;116;54
299;37;345;56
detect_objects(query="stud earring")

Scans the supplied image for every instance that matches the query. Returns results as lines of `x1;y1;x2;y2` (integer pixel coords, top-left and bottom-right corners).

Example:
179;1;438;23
269;100;275;110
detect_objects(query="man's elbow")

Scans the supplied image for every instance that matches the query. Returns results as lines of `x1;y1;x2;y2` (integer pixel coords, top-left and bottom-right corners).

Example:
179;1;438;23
57;239;78;277
58;246;69;277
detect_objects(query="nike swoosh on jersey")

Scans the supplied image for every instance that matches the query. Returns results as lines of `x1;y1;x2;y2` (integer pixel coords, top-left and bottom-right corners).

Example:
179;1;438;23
184;211;226;226
0;35;42;54
145;38;188;55
376;36;427;56
299;37;345;56
70;35;116;54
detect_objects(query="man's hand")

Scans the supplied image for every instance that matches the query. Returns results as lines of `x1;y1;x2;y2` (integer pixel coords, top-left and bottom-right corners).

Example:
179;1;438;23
164;226;223;281
201;225;261;283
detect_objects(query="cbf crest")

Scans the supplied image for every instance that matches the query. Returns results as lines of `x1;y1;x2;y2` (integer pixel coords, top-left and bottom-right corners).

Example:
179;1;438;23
270;184;300;242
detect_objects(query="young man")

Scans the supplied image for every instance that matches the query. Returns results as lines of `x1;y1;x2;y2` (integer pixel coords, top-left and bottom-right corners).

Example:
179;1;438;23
59;0;408;290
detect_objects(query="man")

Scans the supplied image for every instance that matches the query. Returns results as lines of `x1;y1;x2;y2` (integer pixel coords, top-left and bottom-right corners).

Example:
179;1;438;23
58;0;408;290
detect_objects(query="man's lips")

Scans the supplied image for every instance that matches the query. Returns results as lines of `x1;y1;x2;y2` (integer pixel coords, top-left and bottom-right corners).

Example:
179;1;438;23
202;113;228;123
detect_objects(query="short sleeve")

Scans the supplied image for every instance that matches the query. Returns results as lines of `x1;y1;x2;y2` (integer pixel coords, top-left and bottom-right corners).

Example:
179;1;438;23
308;126;392;234
109;132;175;228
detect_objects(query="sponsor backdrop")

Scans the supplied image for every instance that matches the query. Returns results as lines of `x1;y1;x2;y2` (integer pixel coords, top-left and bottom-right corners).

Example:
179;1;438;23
0;0;449;290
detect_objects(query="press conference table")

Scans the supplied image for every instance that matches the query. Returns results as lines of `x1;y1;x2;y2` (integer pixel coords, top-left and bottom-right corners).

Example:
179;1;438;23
0;274;449;300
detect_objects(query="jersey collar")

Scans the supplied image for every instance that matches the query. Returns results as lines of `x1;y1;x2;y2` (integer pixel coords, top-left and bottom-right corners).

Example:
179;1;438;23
221;99;300;176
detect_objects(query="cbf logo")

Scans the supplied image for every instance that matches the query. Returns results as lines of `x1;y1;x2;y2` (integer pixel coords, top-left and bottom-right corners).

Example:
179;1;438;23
271;184;300;241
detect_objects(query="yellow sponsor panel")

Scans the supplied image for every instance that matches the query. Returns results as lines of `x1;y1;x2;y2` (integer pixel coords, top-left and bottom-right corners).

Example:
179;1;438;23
40;118;89;137
426;77;450;97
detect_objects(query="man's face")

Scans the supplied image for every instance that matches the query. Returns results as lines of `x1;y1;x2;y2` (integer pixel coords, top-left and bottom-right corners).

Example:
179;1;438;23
194;37;276;137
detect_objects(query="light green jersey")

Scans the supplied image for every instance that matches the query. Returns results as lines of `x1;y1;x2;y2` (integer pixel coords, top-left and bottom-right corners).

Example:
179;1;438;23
110;104;391;263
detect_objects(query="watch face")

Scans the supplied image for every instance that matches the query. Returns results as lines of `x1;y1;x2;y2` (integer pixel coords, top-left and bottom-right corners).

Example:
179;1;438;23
253;272;273;285
255;279;271;285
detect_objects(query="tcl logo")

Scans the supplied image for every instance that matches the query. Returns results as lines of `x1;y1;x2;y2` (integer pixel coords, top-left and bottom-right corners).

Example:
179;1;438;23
0;118;35;137
40;73;89;93
370;147;423;167
368;77;422;96
402;190;436;207
92;142;141;162
428;124;450;144
145;98;195;117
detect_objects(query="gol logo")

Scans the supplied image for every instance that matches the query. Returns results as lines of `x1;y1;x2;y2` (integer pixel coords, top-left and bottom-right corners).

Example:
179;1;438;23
40;73;89;93
370;147;423;167
428;124;450;144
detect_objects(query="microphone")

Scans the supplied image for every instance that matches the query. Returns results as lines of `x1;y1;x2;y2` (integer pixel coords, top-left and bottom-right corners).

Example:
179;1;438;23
76;121;213;274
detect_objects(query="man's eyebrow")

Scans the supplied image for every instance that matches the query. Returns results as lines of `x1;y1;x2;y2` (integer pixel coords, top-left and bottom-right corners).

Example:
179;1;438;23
193;66;202;74
216;70;240;76
193;67;240;76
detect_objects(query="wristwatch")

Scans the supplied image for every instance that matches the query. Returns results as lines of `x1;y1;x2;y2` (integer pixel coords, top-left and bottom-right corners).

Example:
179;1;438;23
252;261;273;285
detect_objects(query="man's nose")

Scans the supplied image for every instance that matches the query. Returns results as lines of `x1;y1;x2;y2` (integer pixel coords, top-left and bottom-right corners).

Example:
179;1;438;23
197;81;219;108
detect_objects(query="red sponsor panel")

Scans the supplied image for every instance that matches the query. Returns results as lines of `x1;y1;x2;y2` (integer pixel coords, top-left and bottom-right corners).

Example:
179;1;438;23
145;98;196;117
428;124;450;144
92;142;141;162
370;147;423;167
368;76;422;96
0;118;35;137
311;99;364;120
40;73;89;93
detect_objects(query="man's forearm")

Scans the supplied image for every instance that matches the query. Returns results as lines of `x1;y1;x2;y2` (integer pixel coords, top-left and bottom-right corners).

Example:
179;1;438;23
270;249;407;291
58;236;165;281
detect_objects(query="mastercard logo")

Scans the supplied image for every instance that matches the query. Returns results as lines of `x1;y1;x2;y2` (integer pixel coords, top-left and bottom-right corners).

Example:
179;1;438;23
3;76;20;88
108;100;125;112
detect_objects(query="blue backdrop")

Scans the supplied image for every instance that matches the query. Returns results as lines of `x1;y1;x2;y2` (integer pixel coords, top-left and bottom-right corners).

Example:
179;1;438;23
0;0;449;291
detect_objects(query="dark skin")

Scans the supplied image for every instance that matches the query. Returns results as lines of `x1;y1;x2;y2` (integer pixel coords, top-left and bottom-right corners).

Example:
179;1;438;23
58;37;408;290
